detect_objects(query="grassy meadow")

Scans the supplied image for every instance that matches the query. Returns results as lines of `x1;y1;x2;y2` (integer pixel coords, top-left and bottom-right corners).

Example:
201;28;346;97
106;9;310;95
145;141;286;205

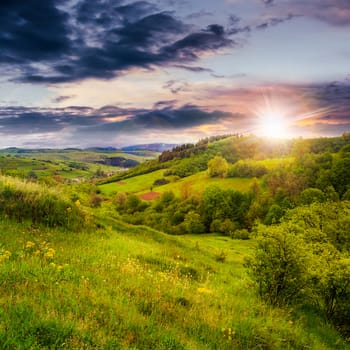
99;170;257;197
1;217;349;349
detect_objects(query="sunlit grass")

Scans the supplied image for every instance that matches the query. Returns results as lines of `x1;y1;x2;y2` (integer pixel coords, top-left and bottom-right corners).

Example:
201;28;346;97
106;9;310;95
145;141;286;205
0;217;348;349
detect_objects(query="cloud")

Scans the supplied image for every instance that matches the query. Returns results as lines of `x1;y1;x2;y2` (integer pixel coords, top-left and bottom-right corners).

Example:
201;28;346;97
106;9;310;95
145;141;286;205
0;0;240;84
163;80;190;94
262;0;274;5
52;95;75;103
256;14;296;30
0;0;71;64
264;0;350;27
0;104;236;140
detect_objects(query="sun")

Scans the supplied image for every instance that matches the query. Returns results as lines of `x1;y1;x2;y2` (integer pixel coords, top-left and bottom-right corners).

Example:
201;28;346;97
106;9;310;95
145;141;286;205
253;95;291;139
259;112;289;138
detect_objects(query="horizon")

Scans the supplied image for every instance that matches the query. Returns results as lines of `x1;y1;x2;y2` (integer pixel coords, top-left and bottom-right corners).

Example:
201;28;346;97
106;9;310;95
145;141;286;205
1;0;350;148
1;133;348;151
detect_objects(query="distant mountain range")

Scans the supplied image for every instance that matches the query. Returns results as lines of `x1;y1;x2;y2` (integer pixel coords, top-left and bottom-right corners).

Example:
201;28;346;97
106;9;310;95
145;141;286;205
0;143;177;153
121;143;177;152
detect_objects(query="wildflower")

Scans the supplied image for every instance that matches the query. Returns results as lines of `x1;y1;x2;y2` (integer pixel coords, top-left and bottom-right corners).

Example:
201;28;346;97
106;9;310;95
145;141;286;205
44;248;55;259
75;200;81;207
57;265;63;271
66;207;72;213
49;262;56;268
197;287;212;294
34;250;40;256
26;241;35;249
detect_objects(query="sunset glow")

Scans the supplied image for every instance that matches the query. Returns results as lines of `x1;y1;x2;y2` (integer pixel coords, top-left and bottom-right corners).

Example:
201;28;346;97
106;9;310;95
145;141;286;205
259;112;289;138
0;0;349;147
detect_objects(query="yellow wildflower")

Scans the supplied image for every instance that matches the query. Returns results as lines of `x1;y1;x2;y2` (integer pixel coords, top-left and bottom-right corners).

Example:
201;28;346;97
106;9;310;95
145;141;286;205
44;248;55;259
26;241;35;249
197;287;212;294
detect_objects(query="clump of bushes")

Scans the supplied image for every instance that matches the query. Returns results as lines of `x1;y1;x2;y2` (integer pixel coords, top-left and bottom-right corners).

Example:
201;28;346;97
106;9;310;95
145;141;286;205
153;178;170;186
0;175;86;231
227;160;268;178
246;202;350;337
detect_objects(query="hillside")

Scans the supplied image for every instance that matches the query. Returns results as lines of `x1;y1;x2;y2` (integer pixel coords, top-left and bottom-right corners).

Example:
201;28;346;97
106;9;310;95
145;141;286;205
1;134;350;348
1;215;349;349
0;148;157;182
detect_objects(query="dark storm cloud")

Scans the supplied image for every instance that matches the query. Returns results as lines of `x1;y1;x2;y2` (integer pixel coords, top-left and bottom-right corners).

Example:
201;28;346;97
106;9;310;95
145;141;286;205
0;104;235;136
0;0;71;64
0;105;115;135
0;0;238;84
132;106;233;129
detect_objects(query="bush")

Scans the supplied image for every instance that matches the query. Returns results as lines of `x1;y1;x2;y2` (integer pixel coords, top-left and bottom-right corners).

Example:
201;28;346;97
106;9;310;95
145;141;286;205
245;223;310;306
153;178;170;186
0;175;86;231
207;156;228;178
231;228;250;240
299;188;326;205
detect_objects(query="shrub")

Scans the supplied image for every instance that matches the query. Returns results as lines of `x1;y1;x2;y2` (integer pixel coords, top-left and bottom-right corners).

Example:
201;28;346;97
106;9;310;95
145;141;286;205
0;175;86;231
299;188;326;205
231;228;250;240
245;223;310;306
207;156;228;178
153;178;170;186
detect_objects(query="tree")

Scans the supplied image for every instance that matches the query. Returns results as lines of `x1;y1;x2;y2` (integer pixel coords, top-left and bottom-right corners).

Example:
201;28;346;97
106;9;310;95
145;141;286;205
245;223;310;306
207;156;228;178
299;188;326;205
183;211;205;234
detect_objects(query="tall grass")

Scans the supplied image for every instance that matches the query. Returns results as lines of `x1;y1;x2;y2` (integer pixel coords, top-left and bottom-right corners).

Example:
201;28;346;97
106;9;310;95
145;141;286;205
0;175;86;231
0;218;348;349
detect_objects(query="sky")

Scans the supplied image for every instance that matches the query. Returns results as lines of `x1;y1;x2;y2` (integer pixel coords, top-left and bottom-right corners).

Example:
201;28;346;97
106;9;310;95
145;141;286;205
0;0;350;148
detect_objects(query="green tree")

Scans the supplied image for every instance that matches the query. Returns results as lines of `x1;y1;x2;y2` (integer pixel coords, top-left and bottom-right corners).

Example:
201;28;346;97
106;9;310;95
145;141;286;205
245;223;310;306
207;156;228;178
183;211;205;234
299;188;326;205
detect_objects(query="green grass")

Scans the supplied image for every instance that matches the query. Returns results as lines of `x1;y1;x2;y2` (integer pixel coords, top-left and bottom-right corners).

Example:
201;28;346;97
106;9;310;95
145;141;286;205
254;157;294;169
0;216;348;349
99;169;167;195
0;149;159;181
155;171;256;196
99;170;257;197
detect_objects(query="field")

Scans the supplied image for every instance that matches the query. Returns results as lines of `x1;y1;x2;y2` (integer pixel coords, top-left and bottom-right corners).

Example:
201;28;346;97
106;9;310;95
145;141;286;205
99;170;257;197
0;217;348;349
99;169;166;195
0;149;156;181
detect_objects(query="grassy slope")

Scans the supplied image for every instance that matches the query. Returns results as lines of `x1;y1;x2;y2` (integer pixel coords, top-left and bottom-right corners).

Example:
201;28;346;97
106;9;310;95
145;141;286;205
99;169;166;195
98;156;293;198
0;150;158;181
154;171;256;196
0;216;348;349
99;170;257;197
0;155;119;180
